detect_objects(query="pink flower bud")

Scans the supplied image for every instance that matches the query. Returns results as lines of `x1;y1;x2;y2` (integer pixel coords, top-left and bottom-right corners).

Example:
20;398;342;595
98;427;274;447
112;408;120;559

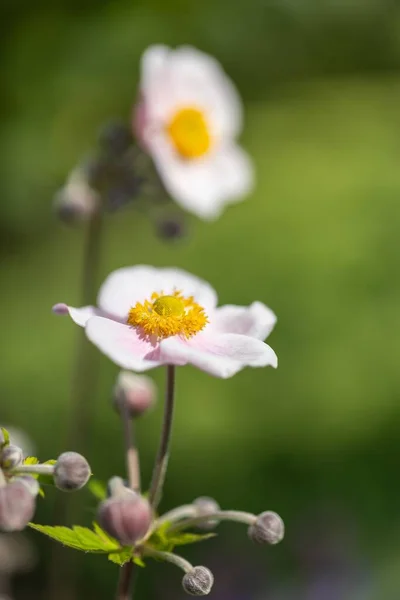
193;497;220;530
14;476;40;497
53;169;99;224
0;445;23;470
113;372;156;418
182;566;214;596
54;452;91;492
247;511;284;545
0;482;36;532
97;493;152;546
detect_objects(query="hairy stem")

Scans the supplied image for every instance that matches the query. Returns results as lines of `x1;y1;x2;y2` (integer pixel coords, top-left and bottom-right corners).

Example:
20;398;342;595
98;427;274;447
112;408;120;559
47;210;103;600
156;504;197;526
12;464;54;476
148;365;176;509
167;510;257;533
143;548;193;573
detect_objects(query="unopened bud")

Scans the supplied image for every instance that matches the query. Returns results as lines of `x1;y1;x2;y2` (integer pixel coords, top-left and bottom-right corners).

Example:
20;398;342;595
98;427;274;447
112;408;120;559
0;482;36;532
248;511;284;545
113;372;156;419
54;170;99;224
97;493;152;545
54;452;90;492
182;566;214;596
106;476;135;499
156;217;186;241
193;497;220;530
14;476;40;497
0;446;23;471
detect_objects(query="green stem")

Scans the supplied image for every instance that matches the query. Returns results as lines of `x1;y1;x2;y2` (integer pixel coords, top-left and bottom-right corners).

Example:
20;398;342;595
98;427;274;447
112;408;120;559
148;365;176;510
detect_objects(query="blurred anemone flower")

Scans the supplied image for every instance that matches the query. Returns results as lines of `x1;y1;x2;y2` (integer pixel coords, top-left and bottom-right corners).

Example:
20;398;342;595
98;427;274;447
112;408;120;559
134;45;254;220
53;265;277;378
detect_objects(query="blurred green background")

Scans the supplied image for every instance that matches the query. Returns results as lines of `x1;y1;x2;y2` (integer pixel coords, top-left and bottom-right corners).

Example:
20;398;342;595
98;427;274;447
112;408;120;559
2;0;400;598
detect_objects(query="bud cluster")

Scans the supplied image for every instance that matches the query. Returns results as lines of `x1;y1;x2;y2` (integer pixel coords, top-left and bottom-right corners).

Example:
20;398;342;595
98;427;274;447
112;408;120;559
0;433;91;533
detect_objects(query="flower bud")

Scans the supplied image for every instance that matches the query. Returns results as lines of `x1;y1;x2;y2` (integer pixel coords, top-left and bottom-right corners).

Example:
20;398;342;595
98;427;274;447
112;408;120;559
98;121;133;155
97;494;152;545
54;169;99;224
106;476;135;499
247;511;284;545
0;445;23;470
113;372;156;419
182;566;214;596
13;476;40;497
156;216;186;241
54;452;90;492
0;482;36;532
193;497;220;530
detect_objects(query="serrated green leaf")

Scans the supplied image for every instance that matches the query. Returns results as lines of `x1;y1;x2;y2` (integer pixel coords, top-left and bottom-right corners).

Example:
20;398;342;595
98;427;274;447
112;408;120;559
107;549;133;566
29;523;121;553
23;456;40;465
88;479;107;501
0;428;10;449
147;522;216;553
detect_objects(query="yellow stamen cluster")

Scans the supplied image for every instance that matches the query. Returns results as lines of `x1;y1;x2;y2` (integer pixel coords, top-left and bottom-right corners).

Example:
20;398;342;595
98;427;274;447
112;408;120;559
127;291;208;340
167;107;211;159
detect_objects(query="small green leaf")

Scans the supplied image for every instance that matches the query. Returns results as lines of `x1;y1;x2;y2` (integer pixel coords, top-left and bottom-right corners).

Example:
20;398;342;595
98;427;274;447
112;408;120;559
43;459;57;466
88;479;107;501
107;549;133;566
147;522;216;553
23;456;40;465
133;556;146;568
0;427;10;449
29;523;121;553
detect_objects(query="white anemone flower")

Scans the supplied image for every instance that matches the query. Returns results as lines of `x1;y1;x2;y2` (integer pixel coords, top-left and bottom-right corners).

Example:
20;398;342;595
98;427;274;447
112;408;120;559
53;266;277;379
134;45;254;220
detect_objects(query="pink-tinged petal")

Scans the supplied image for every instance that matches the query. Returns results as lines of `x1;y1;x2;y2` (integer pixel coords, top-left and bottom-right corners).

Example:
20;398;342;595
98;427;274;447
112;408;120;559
52;303;100;327
158;336;242;378
147;136;254;220
85;317;161;372
98;265;217;318
212;302;277;340
158;332;277;378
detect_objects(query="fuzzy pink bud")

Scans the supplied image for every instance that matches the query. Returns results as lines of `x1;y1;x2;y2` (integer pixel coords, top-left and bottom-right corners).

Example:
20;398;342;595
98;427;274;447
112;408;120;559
113;372;156;418
54;452;90;492
97;493;152;546
0;482;36;532
182;566;214;596
248;511;284;545
0;445;23;470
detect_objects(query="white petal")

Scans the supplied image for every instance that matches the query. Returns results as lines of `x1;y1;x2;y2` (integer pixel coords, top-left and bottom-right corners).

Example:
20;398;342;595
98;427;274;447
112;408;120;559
85;317;161;372
98;265;217;320
158;336;243;378
212;302;277;340
159;331;277;378
149;138;254;220
52;303;100;327
140;45;242;139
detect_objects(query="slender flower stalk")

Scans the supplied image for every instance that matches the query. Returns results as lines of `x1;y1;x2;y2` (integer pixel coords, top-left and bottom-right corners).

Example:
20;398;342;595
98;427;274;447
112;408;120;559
48;210;103;600
167;510;257;533
148;365;176;509
12;464;54;476
143;547;193;573
156;504;197;527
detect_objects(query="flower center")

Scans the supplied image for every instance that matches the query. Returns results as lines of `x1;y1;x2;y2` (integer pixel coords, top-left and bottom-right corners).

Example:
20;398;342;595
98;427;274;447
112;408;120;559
127;291;208;340
167;107;211;159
